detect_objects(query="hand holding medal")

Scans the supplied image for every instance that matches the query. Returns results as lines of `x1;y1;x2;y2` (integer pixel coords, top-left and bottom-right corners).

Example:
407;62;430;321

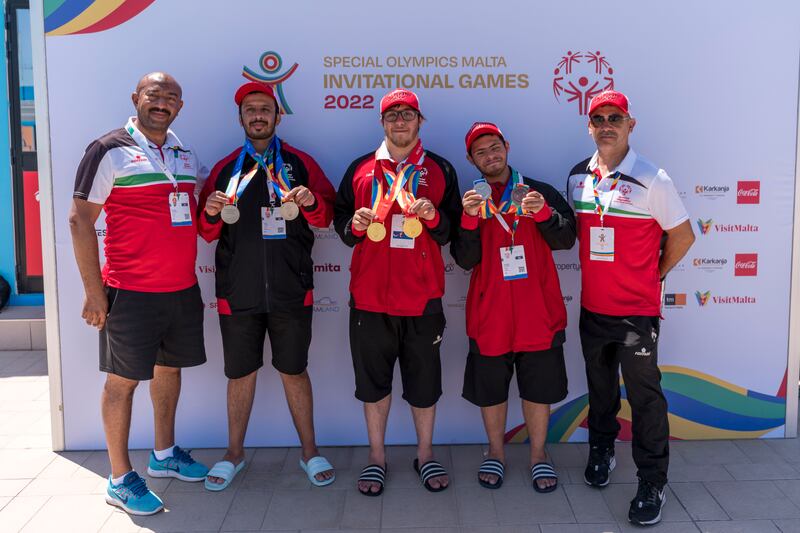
281;186;314;221
520;189;546;214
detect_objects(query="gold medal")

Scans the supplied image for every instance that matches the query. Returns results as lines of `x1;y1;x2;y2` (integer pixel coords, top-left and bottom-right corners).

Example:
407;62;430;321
403;217;423;238
367;222;386;242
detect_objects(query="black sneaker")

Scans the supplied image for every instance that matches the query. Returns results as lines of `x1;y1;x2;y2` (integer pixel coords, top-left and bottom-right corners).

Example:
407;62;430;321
583;445;616;487
628;479;666;526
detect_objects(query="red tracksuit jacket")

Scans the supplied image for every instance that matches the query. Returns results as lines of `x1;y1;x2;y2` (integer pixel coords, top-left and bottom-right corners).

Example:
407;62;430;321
334;149;462;316
450;170;576;355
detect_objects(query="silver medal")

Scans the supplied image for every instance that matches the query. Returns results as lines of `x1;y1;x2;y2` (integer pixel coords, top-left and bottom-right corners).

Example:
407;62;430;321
511;184;530;206
280;201;299;220
474;181;492;200
221;204;240;224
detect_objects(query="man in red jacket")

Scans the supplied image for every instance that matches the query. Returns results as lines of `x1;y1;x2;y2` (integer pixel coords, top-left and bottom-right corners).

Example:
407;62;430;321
198;82;337;490
451;122;576;493
334;89;462;496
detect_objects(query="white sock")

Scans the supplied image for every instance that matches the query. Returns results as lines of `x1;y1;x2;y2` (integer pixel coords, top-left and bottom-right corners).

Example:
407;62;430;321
153;445;175;461
111;470;133;486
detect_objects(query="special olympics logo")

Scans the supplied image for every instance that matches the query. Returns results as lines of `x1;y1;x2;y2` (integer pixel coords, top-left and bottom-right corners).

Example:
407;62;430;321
243;51;299;114
553;51;615;115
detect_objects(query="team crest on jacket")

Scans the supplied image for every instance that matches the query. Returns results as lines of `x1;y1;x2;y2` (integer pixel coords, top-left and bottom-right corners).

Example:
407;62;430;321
552;51;615;115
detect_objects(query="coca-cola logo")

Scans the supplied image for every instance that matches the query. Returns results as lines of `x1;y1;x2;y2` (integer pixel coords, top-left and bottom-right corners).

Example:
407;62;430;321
734;253;758;276
737;181;760;204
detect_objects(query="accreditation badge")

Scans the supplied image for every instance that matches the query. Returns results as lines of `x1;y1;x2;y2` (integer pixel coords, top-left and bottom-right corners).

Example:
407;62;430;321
500;246;527;280
390;213;414;249
169;192;192;227
590;226;614;261
261;207;287;239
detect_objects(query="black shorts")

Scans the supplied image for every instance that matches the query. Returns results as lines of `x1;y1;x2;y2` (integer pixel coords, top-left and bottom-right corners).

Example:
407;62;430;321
462;344;568;407
349;308;446;408
100;284;206;381
219;306;312;379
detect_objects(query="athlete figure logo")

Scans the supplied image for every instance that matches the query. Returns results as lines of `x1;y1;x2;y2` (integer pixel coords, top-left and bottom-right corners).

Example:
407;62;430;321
553;51;615;115
242;51;299;115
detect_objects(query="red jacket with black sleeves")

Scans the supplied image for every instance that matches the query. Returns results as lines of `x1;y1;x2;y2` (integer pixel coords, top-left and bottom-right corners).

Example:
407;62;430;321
450;170;576;355
198;141;335;314
334;149;462;316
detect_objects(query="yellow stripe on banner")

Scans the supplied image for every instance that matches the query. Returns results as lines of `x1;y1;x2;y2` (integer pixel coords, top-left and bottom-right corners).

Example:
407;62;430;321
559;405;590;442
659;365;748;395
667;413;771;440
47;0;125;36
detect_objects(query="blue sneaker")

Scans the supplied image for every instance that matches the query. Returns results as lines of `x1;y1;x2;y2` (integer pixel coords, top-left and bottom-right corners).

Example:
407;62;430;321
147;446;209;482
105;471;164;516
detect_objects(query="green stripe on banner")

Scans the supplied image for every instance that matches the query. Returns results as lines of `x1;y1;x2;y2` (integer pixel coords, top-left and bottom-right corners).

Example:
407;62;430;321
573;200;651;218
661;373;785;419
548;395;588;441
114;173;196;187
44;0;68;18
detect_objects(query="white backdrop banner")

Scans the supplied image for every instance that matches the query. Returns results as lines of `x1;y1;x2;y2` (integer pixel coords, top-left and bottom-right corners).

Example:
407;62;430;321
41;0;799;449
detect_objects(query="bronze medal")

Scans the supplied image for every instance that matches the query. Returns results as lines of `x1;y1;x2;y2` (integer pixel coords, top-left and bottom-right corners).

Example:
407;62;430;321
280;201;299;220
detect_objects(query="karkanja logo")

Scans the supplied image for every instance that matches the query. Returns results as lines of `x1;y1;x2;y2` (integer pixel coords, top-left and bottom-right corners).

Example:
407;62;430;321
553;51;614;115
243;51;299;114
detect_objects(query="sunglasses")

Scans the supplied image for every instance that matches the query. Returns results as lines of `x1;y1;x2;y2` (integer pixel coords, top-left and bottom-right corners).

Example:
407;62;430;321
590;114;631;126
383;109;419;122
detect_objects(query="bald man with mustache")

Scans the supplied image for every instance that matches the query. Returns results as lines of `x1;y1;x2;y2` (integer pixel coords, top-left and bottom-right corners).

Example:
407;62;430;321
70;72;210;515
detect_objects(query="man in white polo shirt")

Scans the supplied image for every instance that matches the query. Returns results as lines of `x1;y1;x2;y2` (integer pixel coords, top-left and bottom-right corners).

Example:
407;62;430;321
567;90;694;526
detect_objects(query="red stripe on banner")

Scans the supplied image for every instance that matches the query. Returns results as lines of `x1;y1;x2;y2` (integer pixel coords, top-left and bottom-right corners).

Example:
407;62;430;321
73;0;156;34
777;369;788;399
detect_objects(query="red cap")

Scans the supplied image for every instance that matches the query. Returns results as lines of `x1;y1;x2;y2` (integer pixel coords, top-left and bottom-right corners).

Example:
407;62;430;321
380;89;420;114
588;90;630;116
465;122;504;153
234;81;277;106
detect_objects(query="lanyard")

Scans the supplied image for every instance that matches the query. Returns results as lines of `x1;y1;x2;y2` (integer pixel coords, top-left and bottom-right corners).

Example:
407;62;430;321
591;168;622;226
125;117;179;191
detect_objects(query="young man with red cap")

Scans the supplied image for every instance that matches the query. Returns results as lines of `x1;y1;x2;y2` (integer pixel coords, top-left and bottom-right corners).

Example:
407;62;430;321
334;89;461;496
567;90;695;525
451;122;575;493
198;81;337;490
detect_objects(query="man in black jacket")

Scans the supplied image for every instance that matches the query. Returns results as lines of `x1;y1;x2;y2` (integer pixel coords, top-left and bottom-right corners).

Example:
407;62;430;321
199;82;337;490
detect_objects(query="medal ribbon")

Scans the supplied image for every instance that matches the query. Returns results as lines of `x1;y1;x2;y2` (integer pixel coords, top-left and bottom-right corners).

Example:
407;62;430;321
125;117;181;191
478;169;523;247
224;139;262;204
265;136;293;204
591;168;622;225
371;140;425;222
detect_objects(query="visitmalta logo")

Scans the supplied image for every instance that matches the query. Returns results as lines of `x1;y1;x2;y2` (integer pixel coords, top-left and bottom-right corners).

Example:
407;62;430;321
696;219;713;235
243;51;299;114
695;290;712;307
552;51;615;115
